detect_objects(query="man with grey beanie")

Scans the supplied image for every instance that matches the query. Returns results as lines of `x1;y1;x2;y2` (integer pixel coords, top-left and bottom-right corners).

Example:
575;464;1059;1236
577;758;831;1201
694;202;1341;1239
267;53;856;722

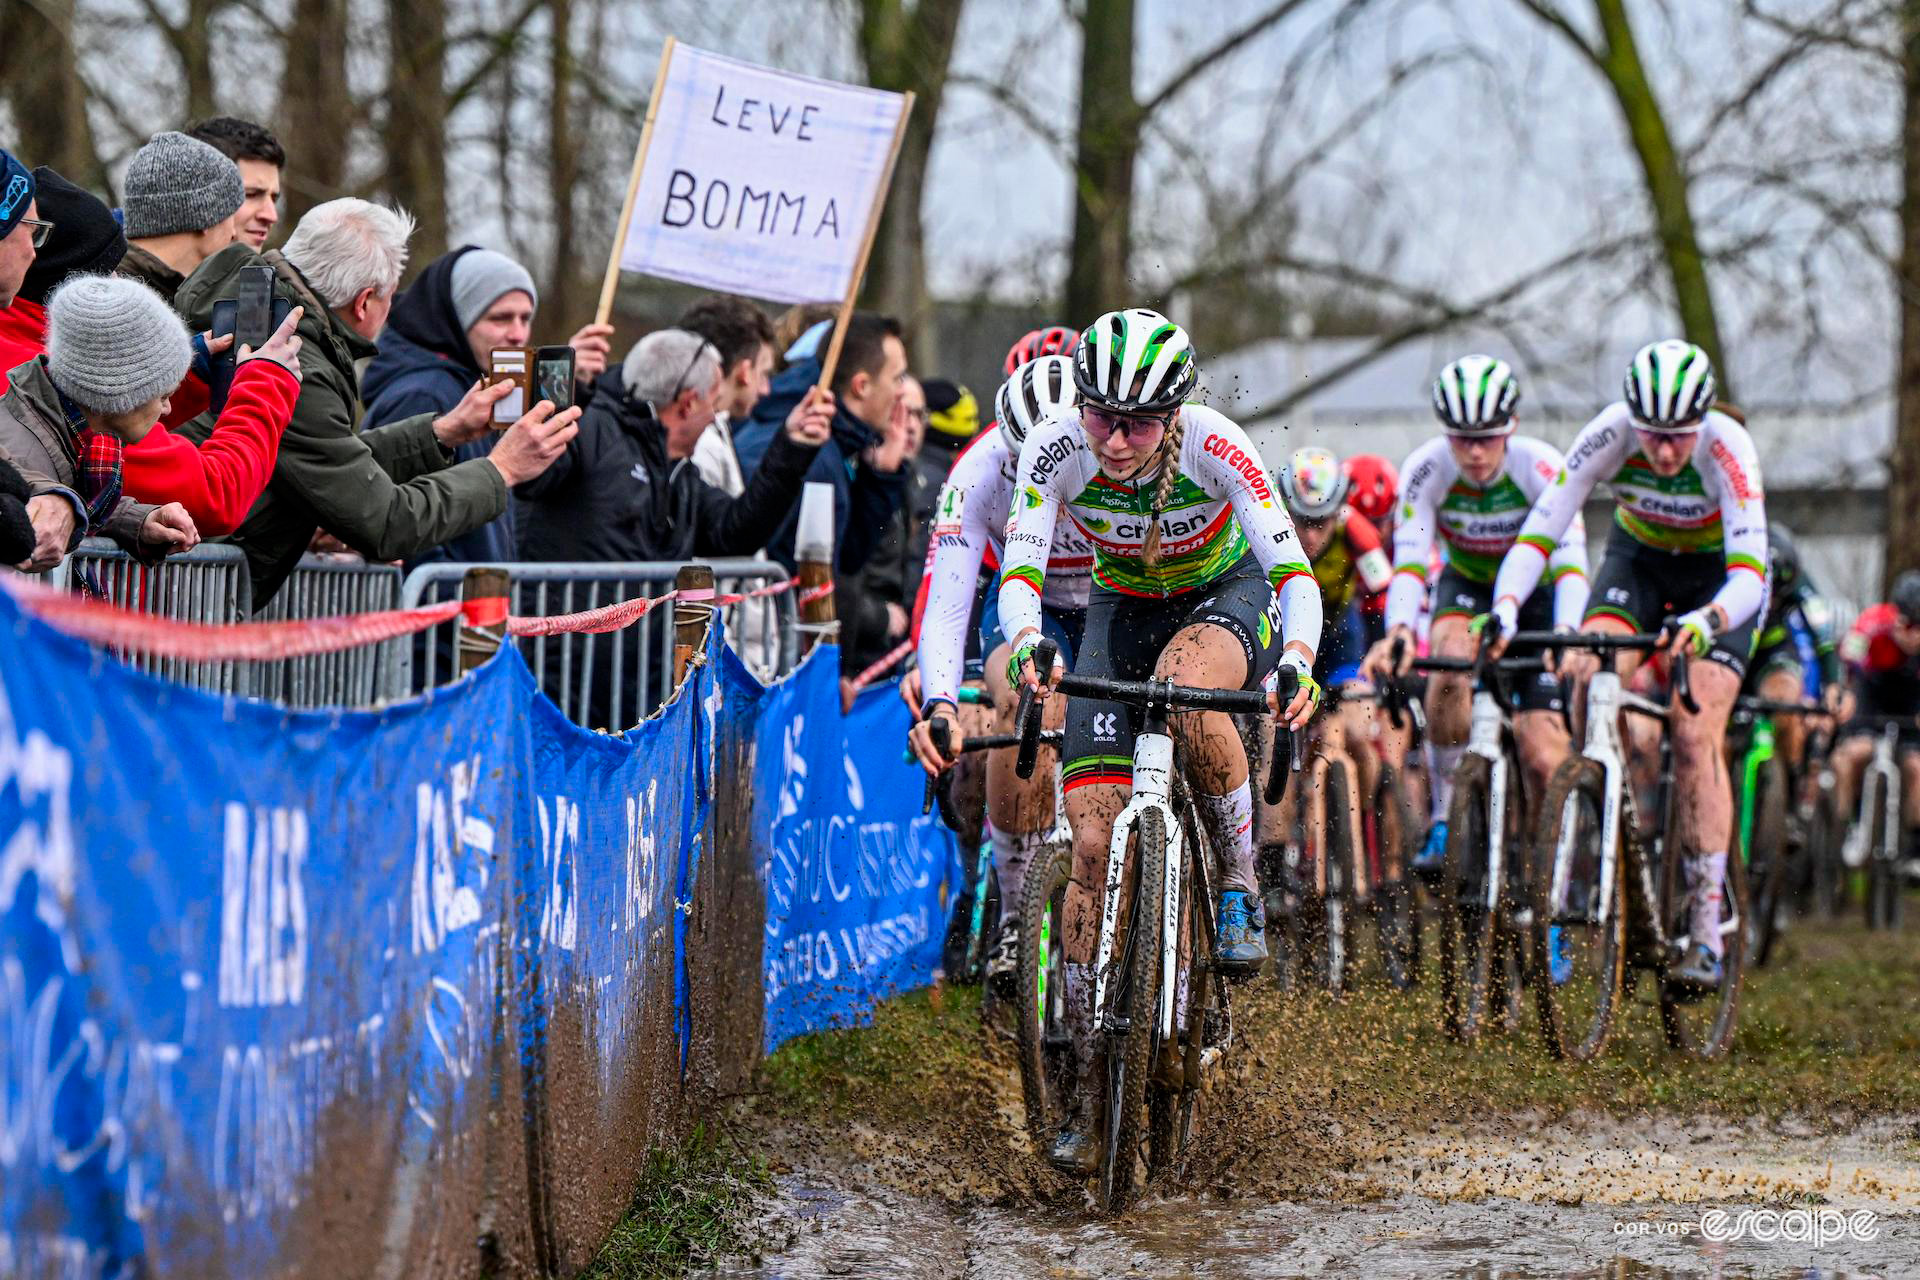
118;130;243;303
362;244;613;568
0;276;204;572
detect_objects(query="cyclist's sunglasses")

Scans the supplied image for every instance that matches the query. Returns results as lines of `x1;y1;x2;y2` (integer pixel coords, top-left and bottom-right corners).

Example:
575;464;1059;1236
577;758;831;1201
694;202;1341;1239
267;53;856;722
1080;399;1175;441
17;217;52;250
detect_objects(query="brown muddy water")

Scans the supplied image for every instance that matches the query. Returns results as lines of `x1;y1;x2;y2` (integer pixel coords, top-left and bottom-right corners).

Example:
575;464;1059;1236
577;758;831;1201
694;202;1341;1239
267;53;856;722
717;924;1920;1278
719;1115;1920;1279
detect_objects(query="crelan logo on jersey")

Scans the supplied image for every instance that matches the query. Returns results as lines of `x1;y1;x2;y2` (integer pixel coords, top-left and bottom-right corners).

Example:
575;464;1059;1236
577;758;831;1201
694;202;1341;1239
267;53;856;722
1021;485;1044;510
1081;513;1111;534
1256;612;1272;649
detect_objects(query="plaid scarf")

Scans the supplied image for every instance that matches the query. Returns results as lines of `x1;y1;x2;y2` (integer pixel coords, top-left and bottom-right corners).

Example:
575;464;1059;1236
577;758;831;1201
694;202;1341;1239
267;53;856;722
55;387;123;527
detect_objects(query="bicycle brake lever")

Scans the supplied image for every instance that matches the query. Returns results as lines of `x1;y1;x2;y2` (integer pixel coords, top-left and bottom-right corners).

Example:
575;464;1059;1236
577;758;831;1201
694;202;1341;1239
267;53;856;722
1015;637;1058;780
1265;670;1298;805
1385;635;1408;730
922;719;951;814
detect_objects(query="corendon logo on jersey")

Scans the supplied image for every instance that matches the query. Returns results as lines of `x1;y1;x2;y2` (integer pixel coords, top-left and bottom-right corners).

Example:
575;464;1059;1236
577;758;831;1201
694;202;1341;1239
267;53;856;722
1200;433;1273;502
1710;439;1756;504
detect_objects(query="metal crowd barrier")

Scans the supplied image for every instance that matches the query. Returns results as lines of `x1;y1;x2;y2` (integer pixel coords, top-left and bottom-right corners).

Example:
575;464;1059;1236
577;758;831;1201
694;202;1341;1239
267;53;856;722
397;558;798;729
252;553;403;708
57;538;401;707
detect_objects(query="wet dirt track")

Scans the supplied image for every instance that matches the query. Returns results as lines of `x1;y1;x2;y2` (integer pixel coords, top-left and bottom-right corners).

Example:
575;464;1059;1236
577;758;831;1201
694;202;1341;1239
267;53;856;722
717;923;1920;1279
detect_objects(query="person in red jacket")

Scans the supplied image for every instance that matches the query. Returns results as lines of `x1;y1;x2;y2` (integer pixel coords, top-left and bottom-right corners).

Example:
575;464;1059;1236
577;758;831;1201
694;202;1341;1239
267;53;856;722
0;167;128;395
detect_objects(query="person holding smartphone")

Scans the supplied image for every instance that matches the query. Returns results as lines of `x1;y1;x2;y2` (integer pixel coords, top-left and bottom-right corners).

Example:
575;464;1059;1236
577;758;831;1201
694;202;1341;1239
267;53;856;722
362;245;613;569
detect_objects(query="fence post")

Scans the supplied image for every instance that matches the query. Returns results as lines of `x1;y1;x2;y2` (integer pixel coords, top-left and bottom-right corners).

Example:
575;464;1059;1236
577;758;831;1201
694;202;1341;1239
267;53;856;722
672;563;714;688
459;567;510;674
795;482;837;656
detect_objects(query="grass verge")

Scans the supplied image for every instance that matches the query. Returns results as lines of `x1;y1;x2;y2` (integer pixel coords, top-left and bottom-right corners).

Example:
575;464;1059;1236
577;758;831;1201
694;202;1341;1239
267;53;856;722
580;1126;775;1280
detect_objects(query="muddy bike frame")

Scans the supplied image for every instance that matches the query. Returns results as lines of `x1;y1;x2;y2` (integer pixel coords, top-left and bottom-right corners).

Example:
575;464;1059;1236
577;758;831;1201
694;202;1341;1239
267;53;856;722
1014;639;1298;1044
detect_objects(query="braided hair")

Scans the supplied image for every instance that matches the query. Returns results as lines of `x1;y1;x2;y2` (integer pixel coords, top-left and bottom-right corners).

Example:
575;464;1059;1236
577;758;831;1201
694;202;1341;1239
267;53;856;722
1138;410;1187;571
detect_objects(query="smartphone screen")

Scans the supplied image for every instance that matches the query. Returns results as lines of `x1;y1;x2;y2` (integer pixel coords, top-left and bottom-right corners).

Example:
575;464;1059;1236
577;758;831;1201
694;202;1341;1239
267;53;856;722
534;346;576;413
235;265;274;351
490;348;529;424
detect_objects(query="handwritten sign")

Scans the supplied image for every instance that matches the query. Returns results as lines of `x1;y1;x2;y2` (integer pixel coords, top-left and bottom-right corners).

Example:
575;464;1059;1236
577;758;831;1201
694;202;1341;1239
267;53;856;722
614;43;910;305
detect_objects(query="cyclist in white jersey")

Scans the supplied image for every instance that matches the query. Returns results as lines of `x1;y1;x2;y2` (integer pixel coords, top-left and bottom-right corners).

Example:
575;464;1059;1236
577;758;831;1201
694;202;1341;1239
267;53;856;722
1361;356;1590;882
906;355;1088;988
1001;308;1320;1176
1487;340;1768;992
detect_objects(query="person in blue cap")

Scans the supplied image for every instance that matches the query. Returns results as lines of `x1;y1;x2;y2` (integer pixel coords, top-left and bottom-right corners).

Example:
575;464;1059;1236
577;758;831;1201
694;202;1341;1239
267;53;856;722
0;148;43;310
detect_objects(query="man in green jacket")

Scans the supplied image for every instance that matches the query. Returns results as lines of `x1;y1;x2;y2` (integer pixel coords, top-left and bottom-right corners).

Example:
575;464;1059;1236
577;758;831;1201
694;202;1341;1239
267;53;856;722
177;198;578;607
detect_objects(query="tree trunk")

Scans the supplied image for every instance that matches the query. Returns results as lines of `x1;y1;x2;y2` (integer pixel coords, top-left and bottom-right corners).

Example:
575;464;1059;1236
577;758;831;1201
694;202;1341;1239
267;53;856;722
854;0;967;368
179;0;224;123
279;0;352;227
1890;1;1920;588
1588;0;1728;387
1065;0;1138;325
0;0;106;191
385;0;449;264
546;0;582;326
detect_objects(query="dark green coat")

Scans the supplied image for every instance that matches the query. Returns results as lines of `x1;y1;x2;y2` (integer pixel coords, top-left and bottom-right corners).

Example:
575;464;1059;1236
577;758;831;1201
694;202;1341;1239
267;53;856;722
176;243;506;607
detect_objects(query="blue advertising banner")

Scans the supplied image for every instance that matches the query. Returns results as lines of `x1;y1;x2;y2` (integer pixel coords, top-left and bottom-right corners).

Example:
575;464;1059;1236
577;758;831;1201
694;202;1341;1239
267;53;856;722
0;583;956;1276
757;661;957;1051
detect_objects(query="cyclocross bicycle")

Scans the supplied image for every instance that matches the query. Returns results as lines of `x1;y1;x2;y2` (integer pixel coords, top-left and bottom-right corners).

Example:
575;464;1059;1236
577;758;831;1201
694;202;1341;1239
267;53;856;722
1729;695;1817;966
1523;630;1749;1061
1013;636;1297;1213
1846;716;1912;932
1397;636;1554;1042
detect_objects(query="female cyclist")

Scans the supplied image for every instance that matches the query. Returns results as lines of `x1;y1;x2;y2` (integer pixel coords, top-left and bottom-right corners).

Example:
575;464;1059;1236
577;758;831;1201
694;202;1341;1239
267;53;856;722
999;308;1321;1174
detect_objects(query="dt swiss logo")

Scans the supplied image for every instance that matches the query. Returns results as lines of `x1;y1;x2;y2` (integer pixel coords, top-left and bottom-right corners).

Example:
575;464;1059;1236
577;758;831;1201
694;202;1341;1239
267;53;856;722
1200;434;1273;502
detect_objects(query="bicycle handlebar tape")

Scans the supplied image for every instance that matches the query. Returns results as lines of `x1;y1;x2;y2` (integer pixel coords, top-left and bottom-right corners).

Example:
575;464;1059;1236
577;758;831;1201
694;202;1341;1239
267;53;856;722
1015;638;1059;781
923;719;951;815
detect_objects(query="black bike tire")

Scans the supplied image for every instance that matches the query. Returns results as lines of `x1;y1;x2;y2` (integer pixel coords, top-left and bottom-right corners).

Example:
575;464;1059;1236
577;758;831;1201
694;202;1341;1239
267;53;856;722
1439;755;1491;1042
1808;785;1842;920
1098;807;1166;1215
1529;756;1625;1063
1749;753;1790;967
1016;840;1074;1151
1149;800;1210;1179
1657;806;1750;1059
1372;761;1422;990
1865;781;1897;931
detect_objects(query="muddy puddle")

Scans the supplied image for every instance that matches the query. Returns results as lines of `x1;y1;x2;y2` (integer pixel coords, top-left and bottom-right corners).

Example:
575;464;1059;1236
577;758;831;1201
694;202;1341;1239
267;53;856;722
720;1116;1920;1279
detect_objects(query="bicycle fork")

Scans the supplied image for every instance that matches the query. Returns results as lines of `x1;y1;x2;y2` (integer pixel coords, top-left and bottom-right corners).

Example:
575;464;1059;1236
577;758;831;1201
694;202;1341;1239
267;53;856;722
1550;672;1627;929
1091;729;1185;1045
1467;689;1509;913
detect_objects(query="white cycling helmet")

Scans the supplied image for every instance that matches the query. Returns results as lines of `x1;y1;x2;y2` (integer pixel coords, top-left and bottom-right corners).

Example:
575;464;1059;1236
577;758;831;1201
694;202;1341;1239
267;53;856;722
1072;308;1197;412
1624;339;1715;431
995;354;1076;451
1431;354;1520;434
1279;446;1348;521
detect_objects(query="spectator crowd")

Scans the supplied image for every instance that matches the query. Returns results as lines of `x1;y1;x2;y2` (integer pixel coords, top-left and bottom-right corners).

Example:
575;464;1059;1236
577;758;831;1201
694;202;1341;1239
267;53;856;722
0;121;987;725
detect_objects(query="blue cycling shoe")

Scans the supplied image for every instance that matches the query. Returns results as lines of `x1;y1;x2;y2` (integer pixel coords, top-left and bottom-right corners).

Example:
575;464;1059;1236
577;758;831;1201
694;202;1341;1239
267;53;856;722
1412;820;1448;875
1667;942;1724;999
1548;925;1572;985
1215;890;1268;978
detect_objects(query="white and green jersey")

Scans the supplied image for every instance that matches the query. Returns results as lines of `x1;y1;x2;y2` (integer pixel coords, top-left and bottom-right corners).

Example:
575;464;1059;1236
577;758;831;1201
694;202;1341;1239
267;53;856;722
998;403;1321;654
1491;402;1769;630
1385;435;1589;632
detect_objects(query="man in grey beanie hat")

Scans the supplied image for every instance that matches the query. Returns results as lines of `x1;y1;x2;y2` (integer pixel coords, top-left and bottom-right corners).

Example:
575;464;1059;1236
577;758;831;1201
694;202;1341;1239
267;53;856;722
119;130;244;304
0;275;201;572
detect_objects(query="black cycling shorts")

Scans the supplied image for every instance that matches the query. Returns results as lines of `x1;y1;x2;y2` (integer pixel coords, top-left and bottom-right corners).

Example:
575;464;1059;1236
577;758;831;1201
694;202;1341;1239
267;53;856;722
1584;526;1758;679
1745;637;1804;695
1838;683;1920;746
1062;561;1283;793
1429;564;1564;714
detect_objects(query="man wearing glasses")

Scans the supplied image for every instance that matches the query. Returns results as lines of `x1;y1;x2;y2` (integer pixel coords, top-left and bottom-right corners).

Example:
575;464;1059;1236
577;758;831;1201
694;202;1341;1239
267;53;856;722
0;150;42;312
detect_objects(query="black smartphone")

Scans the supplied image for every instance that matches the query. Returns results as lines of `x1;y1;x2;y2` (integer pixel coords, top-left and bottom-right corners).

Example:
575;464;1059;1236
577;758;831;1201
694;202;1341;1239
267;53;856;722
235;264;275;352
534;345;577;412
206;292;293;414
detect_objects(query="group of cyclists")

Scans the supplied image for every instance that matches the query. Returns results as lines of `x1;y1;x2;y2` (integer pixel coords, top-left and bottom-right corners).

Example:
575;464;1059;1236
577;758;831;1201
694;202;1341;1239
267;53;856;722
901;306;1920;1186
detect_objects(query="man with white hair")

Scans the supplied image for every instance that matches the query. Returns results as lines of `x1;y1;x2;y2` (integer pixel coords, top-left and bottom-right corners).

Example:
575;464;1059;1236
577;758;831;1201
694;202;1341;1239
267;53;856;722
514;327;834;725
177;197;580;606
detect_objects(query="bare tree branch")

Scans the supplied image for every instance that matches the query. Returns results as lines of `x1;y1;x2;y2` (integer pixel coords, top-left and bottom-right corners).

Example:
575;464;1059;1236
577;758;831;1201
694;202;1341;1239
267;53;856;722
1509;0;1605;68
1138;0;1315;119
